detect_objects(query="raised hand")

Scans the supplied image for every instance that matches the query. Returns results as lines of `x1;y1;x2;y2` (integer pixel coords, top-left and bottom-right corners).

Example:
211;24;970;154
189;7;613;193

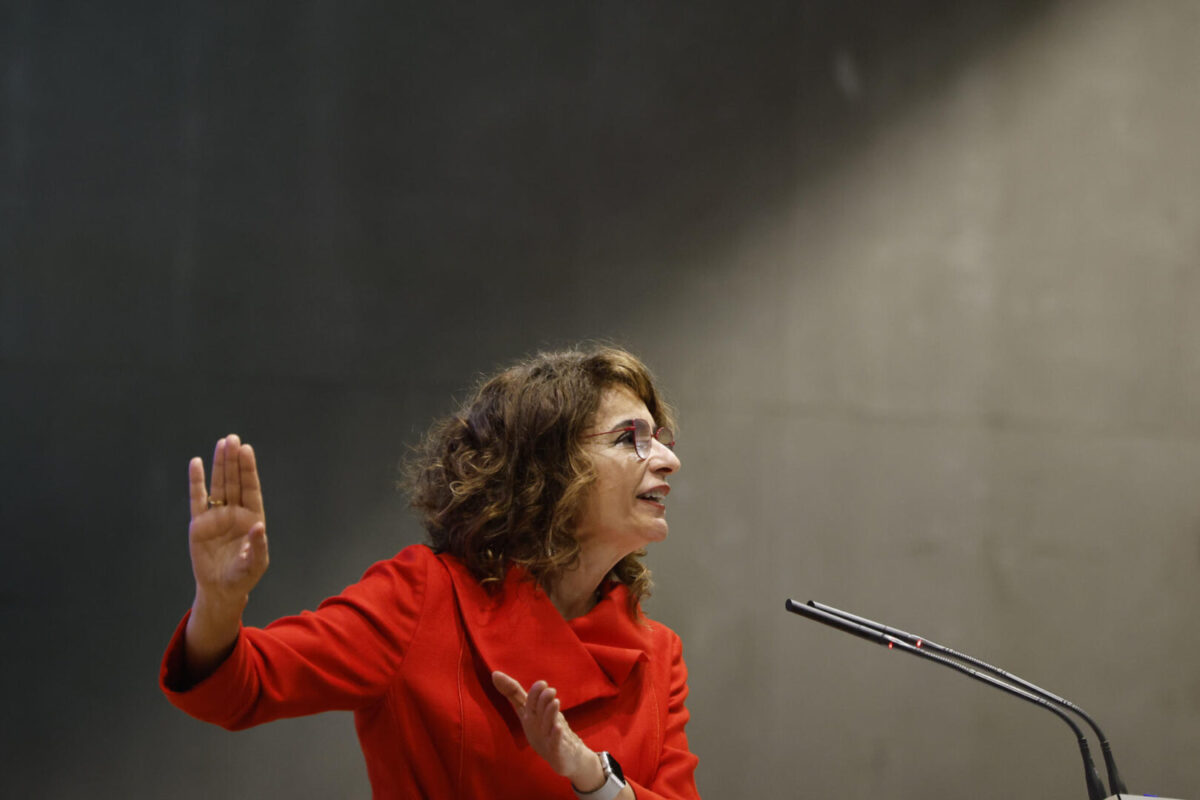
188;434;269;603
491;671;611;794
183;434;269;681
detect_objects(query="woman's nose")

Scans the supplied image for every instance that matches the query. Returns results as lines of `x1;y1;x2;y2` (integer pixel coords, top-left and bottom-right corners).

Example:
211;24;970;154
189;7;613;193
649;439;680;474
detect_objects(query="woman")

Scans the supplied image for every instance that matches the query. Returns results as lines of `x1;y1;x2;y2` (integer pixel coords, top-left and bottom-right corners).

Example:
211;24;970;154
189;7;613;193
160;346;700;799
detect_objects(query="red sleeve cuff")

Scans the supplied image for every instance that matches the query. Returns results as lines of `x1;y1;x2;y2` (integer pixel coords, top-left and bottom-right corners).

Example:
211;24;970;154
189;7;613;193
159;610;256;729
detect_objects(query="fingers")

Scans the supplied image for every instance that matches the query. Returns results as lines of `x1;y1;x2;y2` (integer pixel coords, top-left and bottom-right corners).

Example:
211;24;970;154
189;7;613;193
239;443;264;514
491;672;562;733
188;457;208;520
209;438;227;504
223;433;243;507
491;671;528;710
535;687;560;738
204;434;256;510
522;680;550;726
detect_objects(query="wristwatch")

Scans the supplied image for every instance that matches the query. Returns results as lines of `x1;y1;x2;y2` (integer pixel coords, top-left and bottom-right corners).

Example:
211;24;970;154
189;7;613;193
572;751;627;800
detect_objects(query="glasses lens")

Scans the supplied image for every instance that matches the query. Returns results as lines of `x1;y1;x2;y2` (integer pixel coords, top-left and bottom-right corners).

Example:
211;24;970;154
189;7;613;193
633;421;675;458
632;419;653;459
656;426;675;450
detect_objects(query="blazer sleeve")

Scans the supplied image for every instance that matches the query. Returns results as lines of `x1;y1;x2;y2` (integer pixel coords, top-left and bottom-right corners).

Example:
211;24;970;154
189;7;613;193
627;629;701;800
159;545;431;730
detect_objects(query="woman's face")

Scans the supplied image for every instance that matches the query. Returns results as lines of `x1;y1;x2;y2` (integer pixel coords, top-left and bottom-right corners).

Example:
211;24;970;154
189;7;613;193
576;386;681;553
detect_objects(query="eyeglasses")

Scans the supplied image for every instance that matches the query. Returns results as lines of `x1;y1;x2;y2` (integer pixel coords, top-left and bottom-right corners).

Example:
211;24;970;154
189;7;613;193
582;419;675;460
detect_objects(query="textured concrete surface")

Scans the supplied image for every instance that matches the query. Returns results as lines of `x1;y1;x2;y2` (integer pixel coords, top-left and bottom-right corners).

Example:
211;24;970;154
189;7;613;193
3;1;1198;797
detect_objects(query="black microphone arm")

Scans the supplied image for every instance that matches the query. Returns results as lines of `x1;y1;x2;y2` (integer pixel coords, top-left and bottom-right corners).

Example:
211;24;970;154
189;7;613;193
807;599;1128;796
785;598;1109;800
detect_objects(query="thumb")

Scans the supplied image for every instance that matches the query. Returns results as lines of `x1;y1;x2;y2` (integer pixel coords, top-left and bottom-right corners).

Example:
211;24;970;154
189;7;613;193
244;523;269;566
491;671;527;708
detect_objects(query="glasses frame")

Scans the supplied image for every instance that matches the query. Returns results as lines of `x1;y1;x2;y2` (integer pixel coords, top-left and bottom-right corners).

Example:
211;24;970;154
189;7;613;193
582;418;675;460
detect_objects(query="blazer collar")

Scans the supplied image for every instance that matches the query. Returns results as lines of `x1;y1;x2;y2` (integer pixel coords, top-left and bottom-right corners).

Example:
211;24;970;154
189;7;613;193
440;554;651;711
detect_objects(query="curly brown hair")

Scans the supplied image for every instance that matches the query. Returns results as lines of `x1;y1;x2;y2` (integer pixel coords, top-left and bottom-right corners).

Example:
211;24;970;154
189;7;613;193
407;345;677;616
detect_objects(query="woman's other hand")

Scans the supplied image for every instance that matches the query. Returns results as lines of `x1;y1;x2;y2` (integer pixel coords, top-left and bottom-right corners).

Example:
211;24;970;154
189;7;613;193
183;433;269;682
492;671;630;796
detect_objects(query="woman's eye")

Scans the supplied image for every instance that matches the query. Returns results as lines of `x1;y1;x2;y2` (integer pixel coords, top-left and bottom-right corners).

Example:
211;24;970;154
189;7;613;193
615;430;635;445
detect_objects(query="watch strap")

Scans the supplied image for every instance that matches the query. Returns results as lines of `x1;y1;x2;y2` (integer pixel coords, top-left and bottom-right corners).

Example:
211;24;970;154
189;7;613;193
573;752;626;800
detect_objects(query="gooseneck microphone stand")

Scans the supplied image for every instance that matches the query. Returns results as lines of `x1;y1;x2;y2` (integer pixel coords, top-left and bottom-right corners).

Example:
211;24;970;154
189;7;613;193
785;598;1187;800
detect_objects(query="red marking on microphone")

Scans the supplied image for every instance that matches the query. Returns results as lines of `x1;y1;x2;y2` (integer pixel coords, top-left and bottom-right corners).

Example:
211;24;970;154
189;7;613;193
916;640;923;648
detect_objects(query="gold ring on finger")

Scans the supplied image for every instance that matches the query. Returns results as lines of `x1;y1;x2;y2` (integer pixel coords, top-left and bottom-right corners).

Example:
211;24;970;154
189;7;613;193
207;497;227;508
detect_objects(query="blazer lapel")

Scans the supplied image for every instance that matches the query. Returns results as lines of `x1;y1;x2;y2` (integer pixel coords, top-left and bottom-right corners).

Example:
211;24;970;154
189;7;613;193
441;555;622;711
568;585;651;687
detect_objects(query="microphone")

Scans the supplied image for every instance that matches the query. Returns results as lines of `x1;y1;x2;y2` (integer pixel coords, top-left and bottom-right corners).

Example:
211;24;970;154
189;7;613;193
808;599;1128;796
785;598;1109;800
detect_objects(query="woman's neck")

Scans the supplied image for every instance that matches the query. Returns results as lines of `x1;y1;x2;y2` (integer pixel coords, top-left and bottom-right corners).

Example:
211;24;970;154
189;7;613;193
549;544;624;620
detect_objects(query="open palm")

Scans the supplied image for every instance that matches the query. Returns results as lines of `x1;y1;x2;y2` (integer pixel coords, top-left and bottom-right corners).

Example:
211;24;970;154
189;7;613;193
188;434;268;604
491;671;597;786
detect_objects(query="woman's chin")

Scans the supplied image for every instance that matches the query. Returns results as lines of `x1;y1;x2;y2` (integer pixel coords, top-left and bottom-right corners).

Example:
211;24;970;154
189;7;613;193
642;522;669;543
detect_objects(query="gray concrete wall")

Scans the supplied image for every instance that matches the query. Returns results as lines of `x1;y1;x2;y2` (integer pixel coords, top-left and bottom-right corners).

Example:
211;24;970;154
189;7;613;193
3;1;1198;797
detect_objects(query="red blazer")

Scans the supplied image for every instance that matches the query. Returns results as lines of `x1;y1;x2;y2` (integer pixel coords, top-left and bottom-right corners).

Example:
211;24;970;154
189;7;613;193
161;545;700;799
